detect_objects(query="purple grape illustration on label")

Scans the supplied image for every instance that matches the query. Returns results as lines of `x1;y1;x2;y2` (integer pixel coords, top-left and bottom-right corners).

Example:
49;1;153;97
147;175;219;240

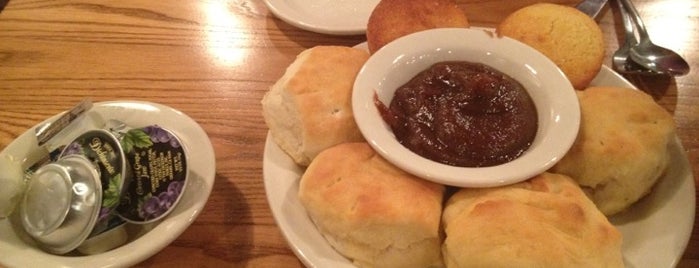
144;125;181;148
62;141;84;156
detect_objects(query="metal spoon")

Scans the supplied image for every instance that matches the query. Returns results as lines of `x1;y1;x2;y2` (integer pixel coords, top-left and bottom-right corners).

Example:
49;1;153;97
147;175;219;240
618;0;690;76
612;0;654;74
575;0;653;74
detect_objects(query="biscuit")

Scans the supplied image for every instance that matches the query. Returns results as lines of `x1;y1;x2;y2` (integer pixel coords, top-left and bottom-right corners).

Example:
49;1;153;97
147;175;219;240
366;0;469;54
261;46;369;166
442;172;623;268
299;142;445;268
551;86;676;215
497;3;604;89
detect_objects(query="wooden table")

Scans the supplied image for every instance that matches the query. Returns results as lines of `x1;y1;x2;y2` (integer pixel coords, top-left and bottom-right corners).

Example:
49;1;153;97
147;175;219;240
0;0;697;267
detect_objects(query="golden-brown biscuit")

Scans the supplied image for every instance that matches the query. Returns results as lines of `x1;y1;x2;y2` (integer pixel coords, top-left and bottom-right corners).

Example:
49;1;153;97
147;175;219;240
366;0;469;54
299;142;445;268
551;86;676;215
497;3;604;89
442;172;624;268
261;46;369;166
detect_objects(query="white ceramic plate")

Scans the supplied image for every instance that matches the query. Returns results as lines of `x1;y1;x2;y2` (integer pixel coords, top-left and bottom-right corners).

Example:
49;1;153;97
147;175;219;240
263;43;695;267
263;0;379;35
0;101;216;267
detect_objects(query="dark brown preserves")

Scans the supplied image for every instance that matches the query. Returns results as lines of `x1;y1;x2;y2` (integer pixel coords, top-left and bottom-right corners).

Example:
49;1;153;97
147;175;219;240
376;61;538;167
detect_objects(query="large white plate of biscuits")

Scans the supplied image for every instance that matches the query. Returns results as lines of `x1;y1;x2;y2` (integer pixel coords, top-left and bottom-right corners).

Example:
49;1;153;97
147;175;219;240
262;2;695;268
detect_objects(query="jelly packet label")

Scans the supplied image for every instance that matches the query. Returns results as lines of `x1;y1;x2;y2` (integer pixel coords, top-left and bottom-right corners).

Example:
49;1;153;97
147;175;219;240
60;130;126;231
117;125;187;223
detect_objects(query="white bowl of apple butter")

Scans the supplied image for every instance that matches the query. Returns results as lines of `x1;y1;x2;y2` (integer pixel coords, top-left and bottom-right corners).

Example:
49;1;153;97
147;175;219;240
352;28;580;188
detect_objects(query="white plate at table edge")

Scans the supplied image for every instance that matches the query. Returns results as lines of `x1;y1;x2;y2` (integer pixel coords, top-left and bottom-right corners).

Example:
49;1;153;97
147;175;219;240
263;0;379;35
0;100;216;267
263;40;696;268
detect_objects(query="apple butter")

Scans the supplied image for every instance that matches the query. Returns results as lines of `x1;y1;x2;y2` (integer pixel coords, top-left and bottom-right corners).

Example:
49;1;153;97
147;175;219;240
376;61;538;167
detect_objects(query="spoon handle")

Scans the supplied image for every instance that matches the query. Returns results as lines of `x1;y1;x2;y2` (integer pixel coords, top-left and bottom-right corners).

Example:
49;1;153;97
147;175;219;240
576;0;609;19
612;0;652;74
617;0;651;41
617;0;638;45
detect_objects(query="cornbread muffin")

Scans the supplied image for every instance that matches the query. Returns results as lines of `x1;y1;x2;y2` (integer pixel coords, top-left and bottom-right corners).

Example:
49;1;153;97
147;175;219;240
299;142;445;268
261;46;369;166
552;86;676;215
366;0;469;54
497;3;604;89
442;172;623;268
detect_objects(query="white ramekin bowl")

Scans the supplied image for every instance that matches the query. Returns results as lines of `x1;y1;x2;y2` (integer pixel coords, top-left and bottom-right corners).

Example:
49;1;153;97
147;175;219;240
352;28;580;188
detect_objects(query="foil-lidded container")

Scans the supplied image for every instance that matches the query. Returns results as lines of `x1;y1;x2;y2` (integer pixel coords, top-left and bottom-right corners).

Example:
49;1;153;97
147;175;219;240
116;125;188;224
20;155;102;254
59;129;130;236
56;129;131;254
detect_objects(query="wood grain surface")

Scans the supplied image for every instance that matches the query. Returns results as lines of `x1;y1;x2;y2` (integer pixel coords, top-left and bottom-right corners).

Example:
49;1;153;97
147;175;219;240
0;0;697;267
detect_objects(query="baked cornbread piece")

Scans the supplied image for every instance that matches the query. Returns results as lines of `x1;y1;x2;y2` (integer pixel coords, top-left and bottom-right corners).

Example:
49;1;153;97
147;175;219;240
299;142;445;268
442;172;623;268
551;86;676;215
366;0;469;54
261;46;369;166
497;3;604;89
